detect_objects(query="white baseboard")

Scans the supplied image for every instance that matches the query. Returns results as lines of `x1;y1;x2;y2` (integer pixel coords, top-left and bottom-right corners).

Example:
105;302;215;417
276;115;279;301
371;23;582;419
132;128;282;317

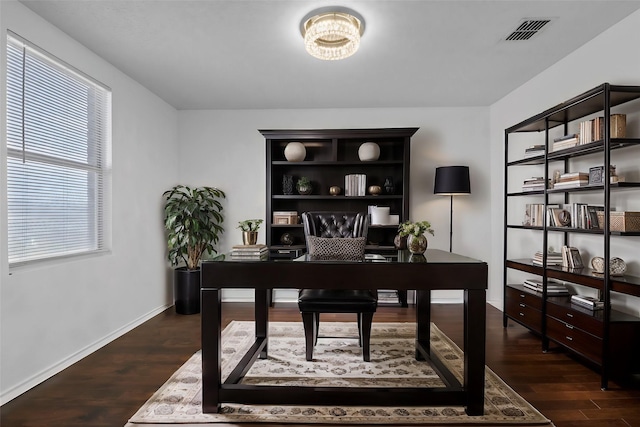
0;304;171;405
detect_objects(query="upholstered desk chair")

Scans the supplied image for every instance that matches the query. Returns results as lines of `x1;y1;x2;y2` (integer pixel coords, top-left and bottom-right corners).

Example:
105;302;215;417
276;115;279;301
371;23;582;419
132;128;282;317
298;212;378;361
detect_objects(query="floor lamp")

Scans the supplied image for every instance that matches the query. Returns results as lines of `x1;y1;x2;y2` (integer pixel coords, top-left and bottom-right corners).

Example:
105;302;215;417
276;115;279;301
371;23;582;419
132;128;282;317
434;166;471;252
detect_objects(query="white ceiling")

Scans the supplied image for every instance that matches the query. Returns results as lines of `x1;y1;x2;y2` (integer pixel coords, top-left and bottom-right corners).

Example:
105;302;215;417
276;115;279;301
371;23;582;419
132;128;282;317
19;0;640;110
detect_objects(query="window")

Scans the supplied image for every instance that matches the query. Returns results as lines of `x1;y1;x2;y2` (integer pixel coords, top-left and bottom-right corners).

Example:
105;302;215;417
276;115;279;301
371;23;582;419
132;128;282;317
6;32;111;267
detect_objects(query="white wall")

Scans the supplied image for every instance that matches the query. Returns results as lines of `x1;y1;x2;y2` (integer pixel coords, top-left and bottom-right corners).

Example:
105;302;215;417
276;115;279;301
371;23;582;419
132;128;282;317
178;107;492;303
0;1;179;403
489;10;640;315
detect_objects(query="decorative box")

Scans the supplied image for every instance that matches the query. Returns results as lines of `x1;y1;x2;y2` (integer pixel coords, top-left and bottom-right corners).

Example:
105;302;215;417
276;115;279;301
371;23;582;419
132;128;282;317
597;211;640;232
273;211;298;225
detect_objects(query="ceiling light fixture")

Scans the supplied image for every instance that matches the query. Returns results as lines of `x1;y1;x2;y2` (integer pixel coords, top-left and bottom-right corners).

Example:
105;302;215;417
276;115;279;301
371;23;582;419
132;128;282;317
300;7;365;61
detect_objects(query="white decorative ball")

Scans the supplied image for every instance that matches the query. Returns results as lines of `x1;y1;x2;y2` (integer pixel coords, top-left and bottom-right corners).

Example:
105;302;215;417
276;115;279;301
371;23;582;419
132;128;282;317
358;142;380;161
284;142;306;162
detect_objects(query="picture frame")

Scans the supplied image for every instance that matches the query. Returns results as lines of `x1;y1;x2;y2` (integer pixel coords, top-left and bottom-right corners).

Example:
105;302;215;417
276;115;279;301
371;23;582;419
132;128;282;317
589;166;604;185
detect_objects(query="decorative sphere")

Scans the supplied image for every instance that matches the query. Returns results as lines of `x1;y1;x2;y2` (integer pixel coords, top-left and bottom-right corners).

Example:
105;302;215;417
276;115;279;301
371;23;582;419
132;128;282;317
358;142;380;161
368;185;382;195
284;142;306;162
329;186;341;196
280;233;294;246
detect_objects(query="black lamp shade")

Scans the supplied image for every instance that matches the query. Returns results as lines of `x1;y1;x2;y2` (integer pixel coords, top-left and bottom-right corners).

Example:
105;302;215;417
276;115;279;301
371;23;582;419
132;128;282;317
434;166;471;195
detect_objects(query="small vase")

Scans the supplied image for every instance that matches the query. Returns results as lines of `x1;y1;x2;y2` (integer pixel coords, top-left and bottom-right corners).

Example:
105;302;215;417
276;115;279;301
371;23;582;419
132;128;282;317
297;184;312;195
384;177;395;194
242;231;258;245
282;175;293;195
407;234;427;255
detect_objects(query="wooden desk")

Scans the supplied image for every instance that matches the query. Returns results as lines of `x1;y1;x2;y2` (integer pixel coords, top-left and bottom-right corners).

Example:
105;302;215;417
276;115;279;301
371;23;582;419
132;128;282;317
200;249;488;415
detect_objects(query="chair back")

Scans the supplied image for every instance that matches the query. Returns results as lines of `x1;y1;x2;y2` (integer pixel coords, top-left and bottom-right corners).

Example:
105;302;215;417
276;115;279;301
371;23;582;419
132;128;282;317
301;212;368;240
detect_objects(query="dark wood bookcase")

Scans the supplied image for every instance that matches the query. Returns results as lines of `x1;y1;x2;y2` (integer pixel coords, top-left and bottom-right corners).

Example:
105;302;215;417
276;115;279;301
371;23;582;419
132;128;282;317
260;128;418;306
503;83;640;389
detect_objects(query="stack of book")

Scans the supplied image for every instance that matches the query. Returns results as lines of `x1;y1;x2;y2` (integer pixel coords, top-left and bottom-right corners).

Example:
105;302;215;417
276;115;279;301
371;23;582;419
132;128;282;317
522;177;550;192
523;278;569;295
553;172;589;189
561;245;583;269
344;174;367;196
571;294;604;310
230;244;269;260
524;145;545;158
552;134;579;152
532;250;563;266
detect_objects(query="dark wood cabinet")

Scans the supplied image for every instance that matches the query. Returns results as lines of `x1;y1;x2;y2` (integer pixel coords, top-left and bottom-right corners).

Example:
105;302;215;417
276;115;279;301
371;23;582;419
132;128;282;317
502;84;640;388
260;128;418;306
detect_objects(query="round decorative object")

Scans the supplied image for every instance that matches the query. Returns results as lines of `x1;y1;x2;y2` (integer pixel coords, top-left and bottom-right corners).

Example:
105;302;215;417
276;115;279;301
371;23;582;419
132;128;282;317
407;234;427;255
358;142;380;161
329;186;341;196
590;256;627;276
610;257;627;276
368;185;382;196
284;142;306;162
558;210;571;227
393;234;407;250
280;233;294;246
591;256;605;274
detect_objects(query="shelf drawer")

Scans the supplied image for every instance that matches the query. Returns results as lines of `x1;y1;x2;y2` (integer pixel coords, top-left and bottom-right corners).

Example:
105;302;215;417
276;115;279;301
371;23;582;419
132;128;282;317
546;301;603;337
546;315;602;364
506;299;542;333
506;286;542;310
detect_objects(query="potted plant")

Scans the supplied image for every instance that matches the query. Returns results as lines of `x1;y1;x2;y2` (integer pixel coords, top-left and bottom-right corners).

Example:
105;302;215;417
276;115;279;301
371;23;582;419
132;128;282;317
297;176;312;195
163;185;226;314
238;219;263;245
398;220;434;255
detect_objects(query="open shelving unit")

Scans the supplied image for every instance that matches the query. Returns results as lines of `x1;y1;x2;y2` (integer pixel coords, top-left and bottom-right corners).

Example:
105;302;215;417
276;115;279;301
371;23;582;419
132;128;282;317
503;83;640;389
261;128;418;306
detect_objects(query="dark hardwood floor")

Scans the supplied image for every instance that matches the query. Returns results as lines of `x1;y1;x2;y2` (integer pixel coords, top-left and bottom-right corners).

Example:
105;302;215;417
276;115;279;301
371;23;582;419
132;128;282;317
2;302;640;427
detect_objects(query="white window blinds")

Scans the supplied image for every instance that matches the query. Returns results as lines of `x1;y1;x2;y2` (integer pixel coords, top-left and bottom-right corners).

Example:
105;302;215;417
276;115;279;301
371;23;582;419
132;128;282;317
6;33;111;267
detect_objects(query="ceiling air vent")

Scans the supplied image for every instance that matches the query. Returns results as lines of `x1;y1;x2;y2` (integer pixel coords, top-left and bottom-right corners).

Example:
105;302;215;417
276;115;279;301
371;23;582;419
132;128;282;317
505;19;551;41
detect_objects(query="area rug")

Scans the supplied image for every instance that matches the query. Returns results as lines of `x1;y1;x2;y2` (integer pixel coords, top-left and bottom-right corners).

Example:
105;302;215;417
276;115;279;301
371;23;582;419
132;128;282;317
127;321;552;426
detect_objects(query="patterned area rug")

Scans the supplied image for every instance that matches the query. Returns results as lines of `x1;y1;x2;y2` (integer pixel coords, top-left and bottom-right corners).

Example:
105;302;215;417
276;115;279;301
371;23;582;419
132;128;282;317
127;321;552;426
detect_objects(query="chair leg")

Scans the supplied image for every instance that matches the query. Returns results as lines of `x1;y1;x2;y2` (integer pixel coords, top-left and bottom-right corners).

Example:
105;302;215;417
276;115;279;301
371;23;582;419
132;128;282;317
357;314;362;347
314;312;320;346
301;312;316;361
360;312;374;362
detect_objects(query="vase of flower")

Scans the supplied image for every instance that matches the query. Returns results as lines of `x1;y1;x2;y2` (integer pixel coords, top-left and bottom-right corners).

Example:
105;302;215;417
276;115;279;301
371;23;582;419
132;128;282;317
407;234;428;255
238;219;263;245
397;220;434;255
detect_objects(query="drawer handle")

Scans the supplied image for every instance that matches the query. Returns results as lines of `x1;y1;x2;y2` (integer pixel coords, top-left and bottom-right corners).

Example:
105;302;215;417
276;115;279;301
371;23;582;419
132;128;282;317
565;324;574;330
519;303;526;308
566;336;573;341
520;294;526;298
519;312;525;317
566;313;574;318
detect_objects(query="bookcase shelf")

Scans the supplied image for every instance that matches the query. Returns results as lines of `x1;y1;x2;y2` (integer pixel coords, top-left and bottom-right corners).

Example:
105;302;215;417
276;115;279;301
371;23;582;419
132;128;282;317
503;83;640;389
261;128;418;307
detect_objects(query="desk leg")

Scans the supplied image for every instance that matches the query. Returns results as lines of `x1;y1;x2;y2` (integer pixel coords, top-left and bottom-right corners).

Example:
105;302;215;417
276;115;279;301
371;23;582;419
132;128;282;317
201;288;221;413
464;288;486;416
415;289;431;360
255;288;269;359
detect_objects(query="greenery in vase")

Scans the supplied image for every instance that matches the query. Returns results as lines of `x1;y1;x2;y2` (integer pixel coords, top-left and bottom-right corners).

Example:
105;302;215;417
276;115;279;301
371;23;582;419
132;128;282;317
398;220;434;237
163;185;226;270
237;219;263;232
297;176;311;189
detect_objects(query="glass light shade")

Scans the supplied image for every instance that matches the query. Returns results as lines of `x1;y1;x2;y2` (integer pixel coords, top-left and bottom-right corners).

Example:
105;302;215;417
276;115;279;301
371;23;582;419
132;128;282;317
302;11;363;61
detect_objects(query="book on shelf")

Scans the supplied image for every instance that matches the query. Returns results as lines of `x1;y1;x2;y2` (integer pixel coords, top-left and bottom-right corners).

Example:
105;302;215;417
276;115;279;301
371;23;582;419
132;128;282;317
522;177;550;192
561;245;583;269
231;244;269;258
552;138;578;152
344;174;367;196
553;133;579;143
532;250;563;266
524;145;545;157
571;295;604;310
578;114;626;144
523;278;569;295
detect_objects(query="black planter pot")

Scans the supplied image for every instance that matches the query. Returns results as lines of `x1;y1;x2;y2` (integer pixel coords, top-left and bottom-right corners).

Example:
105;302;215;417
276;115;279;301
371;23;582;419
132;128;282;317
174;267;200;315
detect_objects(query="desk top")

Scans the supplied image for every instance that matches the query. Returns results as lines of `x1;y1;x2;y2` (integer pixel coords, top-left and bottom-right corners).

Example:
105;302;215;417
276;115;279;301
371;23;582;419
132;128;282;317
201;249;487;291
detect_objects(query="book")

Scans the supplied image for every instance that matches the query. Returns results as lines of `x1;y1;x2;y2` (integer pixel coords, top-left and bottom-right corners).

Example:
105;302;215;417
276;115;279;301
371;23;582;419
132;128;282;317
553;133;579;142
523;278;569;295
561;246;583;269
